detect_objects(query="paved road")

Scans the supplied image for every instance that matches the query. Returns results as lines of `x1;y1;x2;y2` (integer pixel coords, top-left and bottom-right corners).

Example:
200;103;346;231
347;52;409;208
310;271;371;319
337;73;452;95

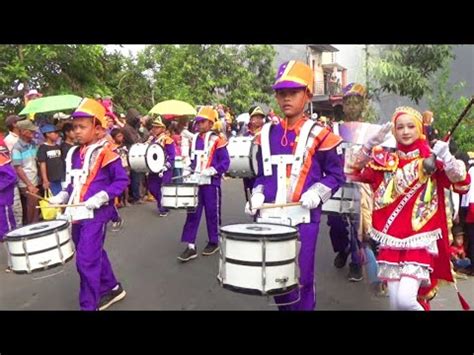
0;179;472;310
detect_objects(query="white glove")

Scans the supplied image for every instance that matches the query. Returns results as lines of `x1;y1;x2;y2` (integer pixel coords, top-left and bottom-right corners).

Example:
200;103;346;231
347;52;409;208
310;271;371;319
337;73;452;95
432;140;453;163
364;122;393;149
48;191;69;205
158;166;168;178
84;191;110;210
244;193;265;216
299;190;322;210
201;167;218;177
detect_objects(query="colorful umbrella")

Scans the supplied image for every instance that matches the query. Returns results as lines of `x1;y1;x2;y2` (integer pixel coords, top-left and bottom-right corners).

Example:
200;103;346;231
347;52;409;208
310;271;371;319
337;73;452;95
149;100;197;117
19;95;82;115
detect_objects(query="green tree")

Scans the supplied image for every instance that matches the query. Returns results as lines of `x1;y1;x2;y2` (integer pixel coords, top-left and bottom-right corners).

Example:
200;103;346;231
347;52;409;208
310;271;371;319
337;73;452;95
1;45;113;112
368;45;454;104
138;44;276;113
427;65;474;152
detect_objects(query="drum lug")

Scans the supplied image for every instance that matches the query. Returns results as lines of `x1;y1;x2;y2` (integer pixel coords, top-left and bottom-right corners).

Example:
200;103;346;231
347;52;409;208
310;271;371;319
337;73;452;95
22;238;31;274
261;238;266;292
55;230;65;264
218;234;226;284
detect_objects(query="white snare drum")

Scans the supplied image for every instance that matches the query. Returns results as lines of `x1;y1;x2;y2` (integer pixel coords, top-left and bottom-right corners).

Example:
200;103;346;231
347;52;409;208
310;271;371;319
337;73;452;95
218;223;299;296
128;143;165;173
227;136;259;178
321;182;359;215
161;184;199;209
5;220;74;274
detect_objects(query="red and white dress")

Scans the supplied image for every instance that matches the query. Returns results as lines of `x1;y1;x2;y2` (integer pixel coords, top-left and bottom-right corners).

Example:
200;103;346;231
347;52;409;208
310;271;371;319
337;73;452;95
356;140;470;285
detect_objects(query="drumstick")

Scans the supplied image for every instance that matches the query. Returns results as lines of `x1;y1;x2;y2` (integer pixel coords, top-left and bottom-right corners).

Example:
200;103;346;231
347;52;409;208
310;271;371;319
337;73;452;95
36;203;85;209
171;168;196;181
25;191;48;201
258;202;303;210
172;173;191;181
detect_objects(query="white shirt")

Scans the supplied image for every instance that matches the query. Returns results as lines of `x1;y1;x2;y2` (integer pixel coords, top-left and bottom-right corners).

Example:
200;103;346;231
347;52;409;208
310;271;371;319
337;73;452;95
461;166;474;207
4;131;19;152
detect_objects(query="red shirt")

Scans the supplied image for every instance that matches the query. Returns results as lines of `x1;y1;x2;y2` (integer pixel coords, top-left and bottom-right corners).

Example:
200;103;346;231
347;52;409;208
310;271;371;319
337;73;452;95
450;245;466;259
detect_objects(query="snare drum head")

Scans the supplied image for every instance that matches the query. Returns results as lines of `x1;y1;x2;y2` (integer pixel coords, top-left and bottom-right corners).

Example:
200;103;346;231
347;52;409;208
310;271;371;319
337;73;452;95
220;223;297;240
6;220;69;239
146;144;166;173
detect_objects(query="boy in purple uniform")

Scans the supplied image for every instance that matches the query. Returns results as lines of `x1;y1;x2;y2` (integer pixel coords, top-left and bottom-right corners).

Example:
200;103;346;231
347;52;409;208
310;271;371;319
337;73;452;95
245;61;345;310
49;98;129;311
178;107;230;262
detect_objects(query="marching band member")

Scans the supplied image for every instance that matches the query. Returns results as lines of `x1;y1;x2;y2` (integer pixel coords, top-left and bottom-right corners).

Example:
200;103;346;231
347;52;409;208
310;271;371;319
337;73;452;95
147;116;176;217
178;107;230;262
243;106;266;202
0;139;17;252
245;60;345;310
328;83;369;282
49;98;129;311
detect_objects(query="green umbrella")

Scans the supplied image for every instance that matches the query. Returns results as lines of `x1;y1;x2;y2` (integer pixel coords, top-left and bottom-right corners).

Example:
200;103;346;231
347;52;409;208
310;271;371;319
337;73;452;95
19;95;83;115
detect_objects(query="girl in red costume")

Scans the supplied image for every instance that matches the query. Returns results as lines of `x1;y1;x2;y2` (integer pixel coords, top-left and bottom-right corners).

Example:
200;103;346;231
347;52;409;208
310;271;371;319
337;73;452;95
351;106;470;310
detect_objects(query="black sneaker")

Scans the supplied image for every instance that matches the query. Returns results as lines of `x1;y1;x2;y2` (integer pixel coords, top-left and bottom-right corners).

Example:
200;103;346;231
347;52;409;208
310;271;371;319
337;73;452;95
348;262;363;282
202;243;220;256
99;283;126;311
159;211;169;217
334;250;349;269
111;218;124;232
177;247;198;262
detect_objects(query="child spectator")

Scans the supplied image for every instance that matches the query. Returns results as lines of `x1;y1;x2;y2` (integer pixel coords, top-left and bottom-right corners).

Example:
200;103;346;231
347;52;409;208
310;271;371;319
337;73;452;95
37;124;65;196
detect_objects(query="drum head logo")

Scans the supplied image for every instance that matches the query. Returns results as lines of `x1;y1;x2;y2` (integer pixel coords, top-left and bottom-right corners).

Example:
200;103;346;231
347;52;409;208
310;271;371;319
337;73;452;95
31;224;50;231
246;226;272;232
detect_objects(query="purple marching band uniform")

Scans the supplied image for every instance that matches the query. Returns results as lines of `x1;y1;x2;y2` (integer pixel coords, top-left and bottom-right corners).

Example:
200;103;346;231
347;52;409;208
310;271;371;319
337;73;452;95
242;128;260;201
148;133;176;215
54;98;129;311
180;129;230;247
65;143;128;310
252;118;345;310
0;149;17;242
248;60;345;310
326;83;369;276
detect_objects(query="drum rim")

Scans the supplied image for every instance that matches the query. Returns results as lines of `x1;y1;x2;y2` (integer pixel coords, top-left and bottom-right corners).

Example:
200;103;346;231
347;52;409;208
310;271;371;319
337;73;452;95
126;143;147;172
249;142;258;176
5;220;69;241
8;238;73;257
220;282;299;296
162;183;199;188
223;257;296;267
220;223;298;241
227;137;258;178
146;143;166;174
221;232;298;241
10;253;75;274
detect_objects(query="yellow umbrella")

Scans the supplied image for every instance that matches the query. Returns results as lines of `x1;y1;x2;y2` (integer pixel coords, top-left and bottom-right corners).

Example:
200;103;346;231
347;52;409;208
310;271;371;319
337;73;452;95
149;100;197;117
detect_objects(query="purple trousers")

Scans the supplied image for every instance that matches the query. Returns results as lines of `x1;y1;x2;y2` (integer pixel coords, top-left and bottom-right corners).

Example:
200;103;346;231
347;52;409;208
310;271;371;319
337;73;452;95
111;206;120;223
72;222;118;311
0;205;16;242
274;222;319;311
148;173;170;214
327;214;361;265
180;185;221;245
